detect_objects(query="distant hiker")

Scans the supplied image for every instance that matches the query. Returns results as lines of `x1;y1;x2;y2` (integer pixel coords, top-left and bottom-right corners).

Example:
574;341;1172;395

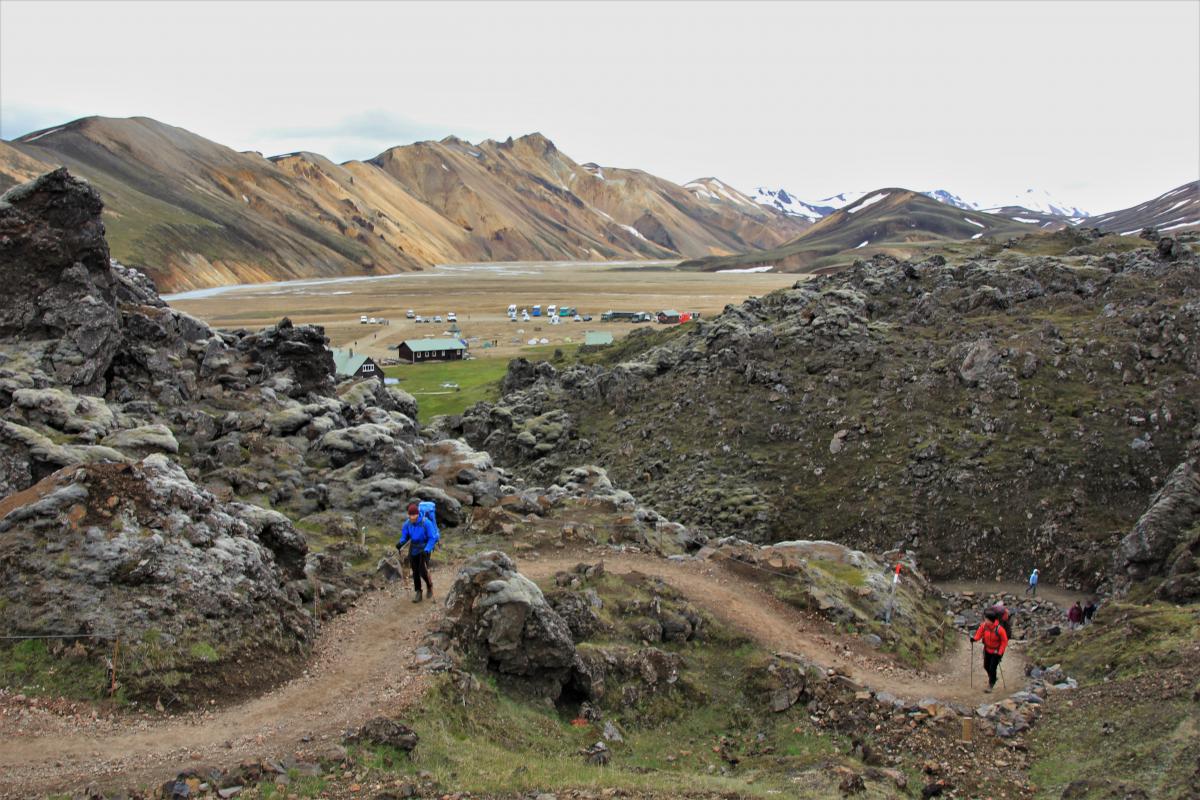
1067;601;1084;630
991;601;1013;640
972;608;1009;693
1025;568;1039;597
1082;599;1098;624
397;502;439;602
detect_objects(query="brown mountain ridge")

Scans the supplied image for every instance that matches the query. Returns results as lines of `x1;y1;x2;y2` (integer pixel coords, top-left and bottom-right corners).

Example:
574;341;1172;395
0;117;807;292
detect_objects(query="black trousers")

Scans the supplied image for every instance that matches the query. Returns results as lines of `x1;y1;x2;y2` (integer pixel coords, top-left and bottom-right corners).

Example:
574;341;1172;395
410;551;432;592
983;652;1003;687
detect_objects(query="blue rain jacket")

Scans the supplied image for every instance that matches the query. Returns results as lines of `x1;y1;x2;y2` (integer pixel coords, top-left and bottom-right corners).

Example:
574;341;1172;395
397;516;439;556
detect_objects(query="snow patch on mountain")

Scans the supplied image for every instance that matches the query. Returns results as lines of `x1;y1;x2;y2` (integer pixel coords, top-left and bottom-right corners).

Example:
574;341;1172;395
847;193;888;214
924;190;980;211
981;188;1088;218
750;187;828;221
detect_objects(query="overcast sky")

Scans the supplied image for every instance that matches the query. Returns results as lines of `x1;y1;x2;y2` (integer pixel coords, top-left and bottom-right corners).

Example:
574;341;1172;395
2;0;1197;215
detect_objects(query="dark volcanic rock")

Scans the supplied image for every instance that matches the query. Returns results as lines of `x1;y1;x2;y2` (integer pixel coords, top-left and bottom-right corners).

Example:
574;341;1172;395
0;169;121;394
453;247;1200;589
1115;457;1200;601
237;317;335;398
0;455;314;698
444;551;577;698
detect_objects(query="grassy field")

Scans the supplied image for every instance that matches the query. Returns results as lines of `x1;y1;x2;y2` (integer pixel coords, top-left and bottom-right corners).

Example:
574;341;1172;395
385;343;581;422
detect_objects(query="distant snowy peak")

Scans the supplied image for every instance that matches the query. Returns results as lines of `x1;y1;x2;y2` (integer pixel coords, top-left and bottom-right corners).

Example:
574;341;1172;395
922;190;980;211
754;185;1087;221
751;187;829;222
980;188;1088;219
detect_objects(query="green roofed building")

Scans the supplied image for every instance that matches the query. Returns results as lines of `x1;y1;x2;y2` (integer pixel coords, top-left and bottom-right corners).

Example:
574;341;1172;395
397;337;468;363
584;331;614;347
331;347;383;381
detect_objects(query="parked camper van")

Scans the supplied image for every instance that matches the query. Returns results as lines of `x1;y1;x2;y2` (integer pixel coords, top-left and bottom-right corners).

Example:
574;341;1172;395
447;312;457;322
507;304;517;315
532;305;542;317
360;315;368;324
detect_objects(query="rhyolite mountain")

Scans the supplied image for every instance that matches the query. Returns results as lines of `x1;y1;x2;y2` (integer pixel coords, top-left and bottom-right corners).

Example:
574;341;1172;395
755;186;1090;221
1082;180;1199;235
0;117;806;292
680;189;1037;273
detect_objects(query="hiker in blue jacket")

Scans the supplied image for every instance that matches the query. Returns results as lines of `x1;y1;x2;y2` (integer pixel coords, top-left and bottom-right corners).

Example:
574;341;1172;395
397;502;438;602
1025;568;1039;598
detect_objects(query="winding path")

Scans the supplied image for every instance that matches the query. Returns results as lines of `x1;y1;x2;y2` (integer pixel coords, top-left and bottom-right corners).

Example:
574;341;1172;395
0;550;1037;797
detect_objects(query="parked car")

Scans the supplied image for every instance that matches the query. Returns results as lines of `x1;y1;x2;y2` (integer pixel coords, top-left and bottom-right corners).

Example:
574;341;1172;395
581;314;593;321
447;312;457;322
406;309;415;319
414;316;425;323
434;315;443;323
360;315;368;324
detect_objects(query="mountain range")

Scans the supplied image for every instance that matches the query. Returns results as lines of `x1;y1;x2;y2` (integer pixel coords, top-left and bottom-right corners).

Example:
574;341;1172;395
0;117;807;292
1;116;1195;290
754;185;1091;221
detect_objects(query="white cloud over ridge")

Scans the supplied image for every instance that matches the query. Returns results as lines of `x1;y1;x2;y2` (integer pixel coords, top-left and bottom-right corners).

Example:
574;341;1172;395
1;0;1197;216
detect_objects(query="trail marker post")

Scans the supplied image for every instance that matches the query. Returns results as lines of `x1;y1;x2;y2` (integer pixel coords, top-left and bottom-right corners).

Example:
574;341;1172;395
884;562;901;625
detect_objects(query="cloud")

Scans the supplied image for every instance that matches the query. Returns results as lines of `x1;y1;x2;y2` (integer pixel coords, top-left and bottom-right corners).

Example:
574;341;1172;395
251;110;489;162
0;103;83;141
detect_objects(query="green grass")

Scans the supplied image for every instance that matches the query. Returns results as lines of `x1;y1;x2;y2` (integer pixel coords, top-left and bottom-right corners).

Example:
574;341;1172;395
188;642;220;663
384;358;510;422
370;667;848;799
1030;602;1199;682
0;639;116;701
385;343;582;422
1029;691;1198;800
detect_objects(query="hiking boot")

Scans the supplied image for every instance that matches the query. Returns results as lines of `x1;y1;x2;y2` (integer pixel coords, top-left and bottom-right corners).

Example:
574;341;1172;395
412;589;423;603
425;585;434;599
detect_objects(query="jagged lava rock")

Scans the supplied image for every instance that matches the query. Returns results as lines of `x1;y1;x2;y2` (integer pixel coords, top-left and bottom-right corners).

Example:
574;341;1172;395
0;169;120;394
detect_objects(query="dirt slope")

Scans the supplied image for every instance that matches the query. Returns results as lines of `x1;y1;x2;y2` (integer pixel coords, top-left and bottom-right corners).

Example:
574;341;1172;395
0;551;1038;797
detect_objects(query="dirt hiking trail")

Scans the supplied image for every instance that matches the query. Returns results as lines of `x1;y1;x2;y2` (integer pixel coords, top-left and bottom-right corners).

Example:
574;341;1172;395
0;550;1032;797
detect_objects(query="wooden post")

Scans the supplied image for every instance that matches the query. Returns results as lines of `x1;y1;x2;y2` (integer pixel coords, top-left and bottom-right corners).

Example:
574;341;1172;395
961;717;973;742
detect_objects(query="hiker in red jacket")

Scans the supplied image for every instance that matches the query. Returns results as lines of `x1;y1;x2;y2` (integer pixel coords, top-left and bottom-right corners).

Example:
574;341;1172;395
973;608;1009;693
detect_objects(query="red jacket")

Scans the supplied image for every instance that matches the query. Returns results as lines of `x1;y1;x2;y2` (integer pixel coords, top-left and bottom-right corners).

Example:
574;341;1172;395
973;620;1008;655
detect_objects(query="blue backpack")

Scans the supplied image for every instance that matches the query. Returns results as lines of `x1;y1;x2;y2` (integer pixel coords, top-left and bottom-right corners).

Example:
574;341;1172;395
418;501;439;535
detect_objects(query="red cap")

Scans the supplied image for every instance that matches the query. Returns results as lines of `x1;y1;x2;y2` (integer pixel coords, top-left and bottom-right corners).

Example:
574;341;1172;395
407;503;418;515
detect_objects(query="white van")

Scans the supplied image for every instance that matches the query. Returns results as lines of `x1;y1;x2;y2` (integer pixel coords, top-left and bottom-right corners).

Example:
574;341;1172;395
447;312;457;322
547;304;557;316
507;304;517;315
406;309;415;319
360;315;368;324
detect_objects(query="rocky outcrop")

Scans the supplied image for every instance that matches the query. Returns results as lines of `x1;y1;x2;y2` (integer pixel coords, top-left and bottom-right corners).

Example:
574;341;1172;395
0;169;120;394
1115;457;1200;601
442;551;577;698
451;247;1200;588
235;317;335;398
0;455;313;698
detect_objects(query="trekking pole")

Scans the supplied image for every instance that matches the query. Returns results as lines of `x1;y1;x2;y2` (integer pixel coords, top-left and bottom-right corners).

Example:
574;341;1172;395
969;638;975;689
998;660;1007;691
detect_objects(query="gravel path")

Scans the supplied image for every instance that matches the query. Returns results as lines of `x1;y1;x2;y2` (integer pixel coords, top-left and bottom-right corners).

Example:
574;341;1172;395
0;549;1031;797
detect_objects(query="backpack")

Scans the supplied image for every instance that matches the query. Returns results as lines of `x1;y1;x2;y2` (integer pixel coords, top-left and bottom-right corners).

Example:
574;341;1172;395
418;500;439;535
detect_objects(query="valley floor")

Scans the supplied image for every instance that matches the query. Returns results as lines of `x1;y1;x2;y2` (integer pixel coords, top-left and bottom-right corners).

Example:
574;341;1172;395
0;549;1046;798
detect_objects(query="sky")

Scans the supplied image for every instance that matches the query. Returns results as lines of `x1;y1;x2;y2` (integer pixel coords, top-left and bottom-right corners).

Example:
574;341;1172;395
1;0;1197;215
